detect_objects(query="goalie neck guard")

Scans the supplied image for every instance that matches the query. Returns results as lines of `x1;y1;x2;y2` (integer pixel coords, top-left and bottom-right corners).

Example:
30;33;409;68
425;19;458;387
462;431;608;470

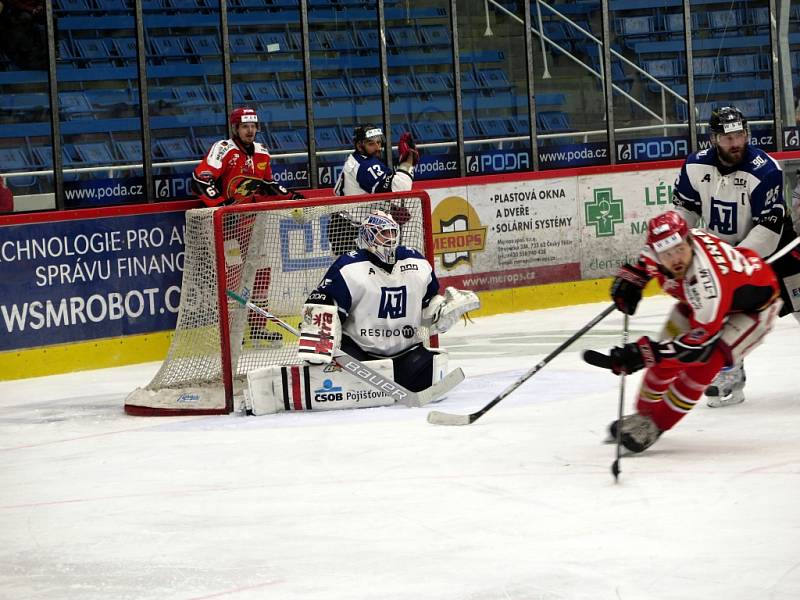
357;210;399;265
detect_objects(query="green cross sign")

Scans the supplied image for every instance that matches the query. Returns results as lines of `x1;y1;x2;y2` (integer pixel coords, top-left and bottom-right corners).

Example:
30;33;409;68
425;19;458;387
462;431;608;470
585;188;623;237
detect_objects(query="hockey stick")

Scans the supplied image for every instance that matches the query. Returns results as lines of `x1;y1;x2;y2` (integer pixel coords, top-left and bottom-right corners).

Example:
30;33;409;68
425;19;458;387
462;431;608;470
226;290;464;407
427;303;617;426
611;313;629;483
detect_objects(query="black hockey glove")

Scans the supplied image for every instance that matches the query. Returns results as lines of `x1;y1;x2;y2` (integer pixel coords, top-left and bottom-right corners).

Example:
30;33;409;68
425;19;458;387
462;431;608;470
611;263;650;315
609;336;660;375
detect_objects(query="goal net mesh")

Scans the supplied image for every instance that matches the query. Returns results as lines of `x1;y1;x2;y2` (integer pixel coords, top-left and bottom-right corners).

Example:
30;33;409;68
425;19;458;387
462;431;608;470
125;192;431;415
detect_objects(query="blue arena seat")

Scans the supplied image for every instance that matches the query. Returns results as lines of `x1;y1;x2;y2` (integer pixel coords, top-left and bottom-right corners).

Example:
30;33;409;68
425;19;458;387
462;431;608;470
315;77;351;98
388;27;420;48
415;72;452;93
725;54;765;75
0;147;32;171
419;24;449;47
59;92;93;117
463;119;481;138
644;58;678;80
95;0;128;11
479;68;511;89
111;37;137;59
460;69;480;91
537;111;572;133
188;35;221;56
230;33;258;54
388;74;417;94
173;86;210;105
411;121;447;142
115;139;143;162
480;118;515;137
150;36;187;58
270;129;307;151
75;39;112;61
350;75;381;96
248;81;282;102
693;56;720;77
69;141;116;165
615;15;653;36
707;8;742;31
155;137;195;159
326;30;357;52
55;0;91;10
314;126;346;149
282;78;307;100
356;29;379;50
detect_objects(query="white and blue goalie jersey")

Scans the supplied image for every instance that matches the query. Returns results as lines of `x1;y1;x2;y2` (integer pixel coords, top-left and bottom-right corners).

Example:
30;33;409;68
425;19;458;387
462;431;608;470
308;247;439;356
673;145;795;258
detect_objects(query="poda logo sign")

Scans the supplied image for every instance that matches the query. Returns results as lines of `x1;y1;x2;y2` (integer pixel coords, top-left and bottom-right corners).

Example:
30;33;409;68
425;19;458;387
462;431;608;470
617;138;689;162
784;128;800;148
466;151;530;174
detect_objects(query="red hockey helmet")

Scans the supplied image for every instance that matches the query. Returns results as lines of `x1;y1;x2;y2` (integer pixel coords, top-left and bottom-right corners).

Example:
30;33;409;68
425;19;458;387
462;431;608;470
229;107;259;127
647;211;689;253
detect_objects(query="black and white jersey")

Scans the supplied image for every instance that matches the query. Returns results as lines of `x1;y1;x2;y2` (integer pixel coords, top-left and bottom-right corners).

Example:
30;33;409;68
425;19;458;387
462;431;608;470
308;247;439;356
673;145;795;258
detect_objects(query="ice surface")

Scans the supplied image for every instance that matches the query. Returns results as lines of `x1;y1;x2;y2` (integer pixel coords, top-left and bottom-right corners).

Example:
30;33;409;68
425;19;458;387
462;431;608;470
1;297;798;600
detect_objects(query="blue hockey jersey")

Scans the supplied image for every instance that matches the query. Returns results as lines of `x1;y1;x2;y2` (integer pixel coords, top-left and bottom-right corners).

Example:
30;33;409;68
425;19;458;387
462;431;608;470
672;145;794;258
333;151;414;196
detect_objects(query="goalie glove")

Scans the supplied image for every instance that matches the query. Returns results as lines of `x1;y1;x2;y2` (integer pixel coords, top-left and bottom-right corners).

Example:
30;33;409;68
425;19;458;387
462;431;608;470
423;287;480;334
398;132;419;166
298;303;341;364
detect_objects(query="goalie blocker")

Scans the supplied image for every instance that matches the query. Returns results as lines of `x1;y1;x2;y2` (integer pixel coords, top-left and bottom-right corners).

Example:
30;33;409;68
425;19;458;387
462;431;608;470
247;349;450;415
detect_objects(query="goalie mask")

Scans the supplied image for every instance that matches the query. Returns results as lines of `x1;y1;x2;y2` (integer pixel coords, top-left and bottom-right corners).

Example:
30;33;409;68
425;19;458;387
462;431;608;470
358;210;399;265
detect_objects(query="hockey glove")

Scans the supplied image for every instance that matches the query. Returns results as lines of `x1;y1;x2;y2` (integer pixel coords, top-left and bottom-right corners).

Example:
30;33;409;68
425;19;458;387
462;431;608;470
609;336;660;375
611;263;650;315
398;132;419;166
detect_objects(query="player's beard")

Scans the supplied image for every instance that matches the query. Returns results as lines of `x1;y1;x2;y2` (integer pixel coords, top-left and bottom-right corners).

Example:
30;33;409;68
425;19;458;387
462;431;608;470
717;143;745;166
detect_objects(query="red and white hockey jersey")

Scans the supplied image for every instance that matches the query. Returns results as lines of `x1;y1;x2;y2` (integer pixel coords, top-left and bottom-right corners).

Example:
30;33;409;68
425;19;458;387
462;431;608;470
192;138;274;207
636;228;779;367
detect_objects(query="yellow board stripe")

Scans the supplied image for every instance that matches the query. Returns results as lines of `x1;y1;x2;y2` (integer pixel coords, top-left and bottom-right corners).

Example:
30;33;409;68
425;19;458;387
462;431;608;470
0;331;174;381
0;277;664;381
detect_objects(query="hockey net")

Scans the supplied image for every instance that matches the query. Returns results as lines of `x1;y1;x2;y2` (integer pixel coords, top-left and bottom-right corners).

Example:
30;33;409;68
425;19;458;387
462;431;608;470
125;191;433;415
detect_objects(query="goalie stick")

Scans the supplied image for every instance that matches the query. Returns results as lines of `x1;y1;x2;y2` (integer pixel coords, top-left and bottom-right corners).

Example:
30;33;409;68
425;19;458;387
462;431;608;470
427;303;616;426
226;290;464;408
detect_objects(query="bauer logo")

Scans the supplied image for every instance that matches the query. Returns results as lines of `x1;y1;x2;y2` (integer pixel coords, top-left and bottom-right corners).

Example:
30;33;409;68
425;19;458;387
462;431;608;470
584;188;624;237
176;393;200;404
431;196;487;270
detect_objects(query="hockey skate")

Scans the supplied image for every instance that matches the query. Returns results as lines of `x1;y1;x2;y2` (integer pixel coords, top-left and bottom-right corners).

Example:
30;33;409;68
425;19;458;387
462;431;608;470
608;413;662;453
705;364;746;408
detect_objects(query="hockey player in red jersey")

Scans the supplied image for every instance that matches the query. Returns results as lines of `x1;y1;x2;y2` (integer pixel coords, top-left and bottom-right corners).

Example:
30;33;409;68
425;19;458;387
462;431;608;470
585;211;782;453
192;107;303;207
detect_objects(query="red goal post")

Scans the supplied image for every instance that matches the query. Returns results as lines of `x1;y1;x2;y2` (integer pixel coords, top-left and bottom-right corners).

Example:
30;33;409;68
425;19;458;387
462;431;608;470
124;191;433;416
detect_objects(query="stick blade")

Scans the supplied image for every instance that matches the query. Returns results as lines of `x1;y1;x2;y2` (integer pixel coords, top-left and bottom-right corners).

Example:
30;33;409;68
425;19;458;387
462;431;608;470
414;368;466;407
426;410;472;426
583;349;612;370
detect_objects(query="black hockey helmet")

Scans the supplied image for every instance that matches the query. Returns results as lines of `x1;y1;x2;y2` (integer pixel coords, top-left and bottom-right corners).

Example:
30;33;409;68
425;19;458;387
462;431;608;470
353;124;385;148
708;106;748;136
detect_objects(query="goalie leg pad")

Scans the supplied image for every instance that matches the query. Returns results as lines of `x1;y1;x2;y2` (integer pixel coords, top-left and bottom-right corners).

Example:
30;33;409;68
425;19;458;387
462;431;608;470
718;300;783;366
423;287;481;334
298;303;341;364
247;361;397;415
